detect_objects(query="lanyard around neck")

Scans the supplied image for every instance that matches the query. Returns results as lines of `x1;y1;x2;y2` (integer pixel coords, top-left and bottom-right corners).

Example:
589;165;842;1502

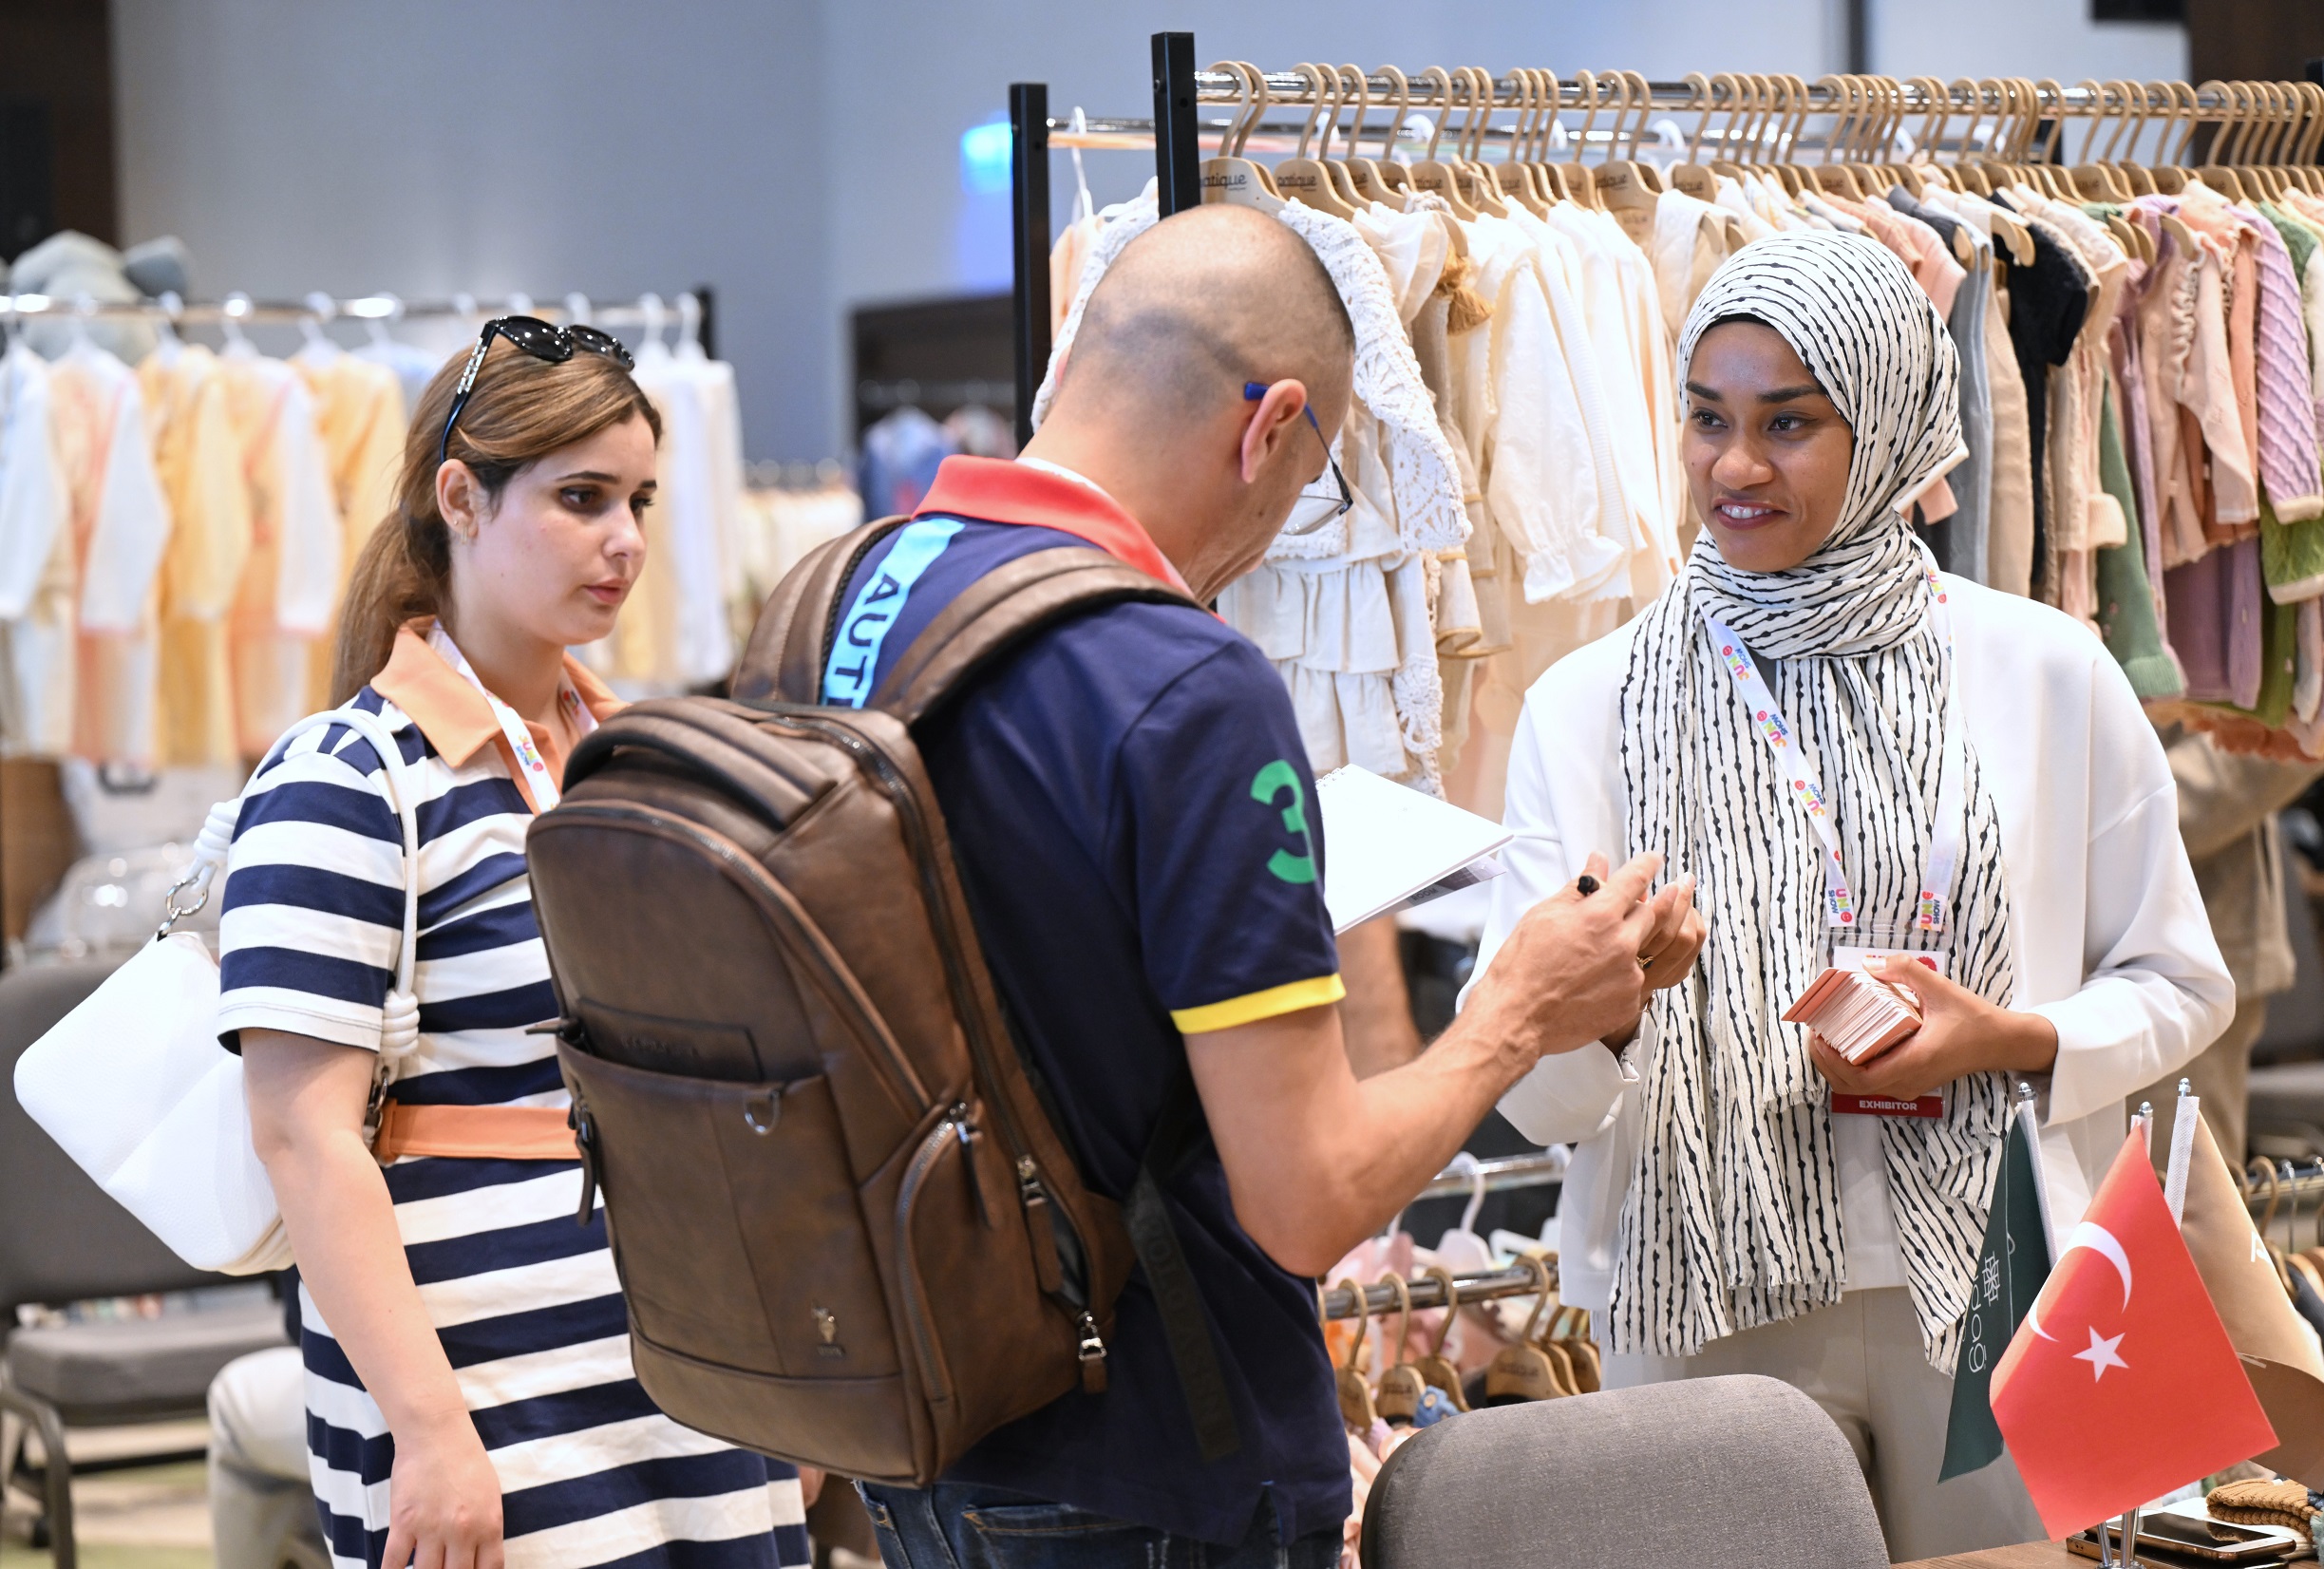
426;624;595;814
1699;562;1966;935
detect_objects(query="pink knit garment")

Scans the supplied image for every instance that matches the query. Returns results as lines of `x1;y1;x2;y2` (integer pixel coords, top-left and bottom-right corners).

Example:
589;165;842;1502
2240;211;2324;523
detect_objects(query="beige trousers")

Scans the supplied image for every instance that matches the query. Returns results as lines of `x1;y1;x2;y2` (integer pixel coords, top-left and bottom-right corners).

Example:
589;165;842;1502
1608;1289;2047;1561
2131;995;2268;1171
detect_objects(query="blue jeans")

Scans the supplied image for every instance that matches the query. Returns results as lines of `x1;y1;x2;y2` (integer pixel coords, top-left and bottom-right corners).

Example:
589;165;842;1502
858;1482;1342;1569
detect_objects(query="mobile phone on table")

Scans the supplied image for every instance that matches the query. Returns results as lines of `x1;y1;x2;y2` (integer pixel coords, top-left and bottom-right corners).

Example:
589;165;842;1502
2068;1509;2298;1563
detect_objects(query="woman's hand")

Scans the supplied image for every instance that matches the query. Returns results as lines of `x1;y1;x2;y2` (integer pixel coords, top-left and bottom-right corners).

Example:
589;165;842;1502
383;1414;505;1569
1808;955;2059;1101
1602;875;1705;1050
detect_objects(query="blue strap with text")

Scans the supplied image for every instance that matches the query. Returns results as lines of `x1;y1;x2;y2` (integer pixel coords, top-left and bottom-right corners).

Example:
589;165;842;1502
821;518;964;708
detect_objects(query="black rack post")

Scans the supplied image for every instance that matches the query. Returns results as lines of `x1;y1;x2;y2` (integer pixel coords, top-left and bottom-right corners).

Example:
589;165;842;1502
1009;81;1051;450
1151;31;1200;216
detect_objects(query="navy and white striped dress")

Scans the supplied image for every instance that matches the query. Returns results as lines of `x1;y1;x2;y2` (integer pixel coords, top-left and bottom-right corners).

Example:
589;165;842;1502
217;643;811;1569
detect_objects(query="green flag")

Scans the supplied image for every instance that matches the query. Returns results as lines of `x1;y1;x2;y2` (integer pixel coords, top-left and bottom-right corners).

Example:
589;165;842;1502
1940;1101;2053;1481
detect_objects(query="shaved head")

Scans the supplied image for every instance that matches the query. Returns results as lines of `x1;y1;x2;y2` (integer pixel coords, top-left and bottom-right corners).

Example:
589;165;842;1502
1025;203;1357;601
1051;203;1354;429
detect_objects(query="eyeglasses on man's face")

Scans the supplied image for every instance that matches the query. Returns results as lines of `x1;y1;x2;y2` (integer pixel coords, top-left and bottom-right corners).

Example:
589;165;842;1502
1243;382;1352;537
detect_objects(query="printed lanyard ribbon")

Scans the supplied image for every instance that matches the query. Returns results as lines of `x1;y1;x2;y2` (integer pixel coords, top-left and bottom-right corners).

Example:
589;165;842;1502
428;624;595;814
1699;561;1966;933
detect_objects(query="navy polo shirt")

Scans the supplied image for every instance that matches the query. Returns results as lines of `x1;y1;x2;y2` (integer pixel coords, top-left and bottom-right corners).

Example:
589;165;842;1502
824;456;1351;1545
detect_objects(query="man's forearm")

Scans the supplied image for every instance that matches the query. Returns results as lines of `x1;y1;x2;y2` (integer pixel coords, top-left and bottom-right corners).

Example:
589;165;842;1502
1190;1004;1533;1278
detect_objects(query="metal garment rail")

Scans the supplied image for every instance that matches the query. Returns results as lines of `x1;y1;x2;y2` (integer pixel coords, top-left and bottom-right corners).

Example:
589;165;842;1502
2249;1159;2324;1214
1321;1263;1556;1321
0;293;697;329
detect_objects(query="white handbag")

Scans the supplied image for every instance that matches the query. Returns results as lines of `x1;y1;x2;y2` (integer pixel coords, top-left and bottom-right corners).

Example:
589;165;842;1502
12;707;424;1275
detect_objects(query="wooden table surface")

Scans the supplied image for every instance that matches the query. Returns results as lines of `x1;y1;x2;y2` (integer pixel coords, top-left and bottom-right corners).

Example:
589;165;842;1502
1900;1544;2076;1569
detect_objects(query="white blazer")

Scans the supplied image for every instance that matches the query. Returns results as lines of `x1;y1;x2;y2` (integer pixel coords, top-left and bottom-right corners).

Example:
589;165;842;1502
1472;574;2236;1319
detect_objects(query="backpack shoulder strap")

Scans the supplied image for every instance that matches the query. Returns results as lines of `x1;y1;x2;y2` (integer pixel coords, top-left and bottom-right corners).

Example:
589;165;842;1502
730;516;912;704
869;546;1202;725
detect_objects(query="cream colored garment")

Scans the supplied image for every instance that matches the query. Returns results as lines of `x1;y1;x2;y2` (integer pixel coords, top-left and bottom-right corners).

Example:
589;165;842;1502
1039;188;1468;790
142;343;254;766
0;341;72;754
218;348;342;758
1536;204;1685;602
293;346;403;708
49;338;173;763
1049;212;1104;338
1711;176;1779;244
2018;196;2127;622
1649;189;1733;355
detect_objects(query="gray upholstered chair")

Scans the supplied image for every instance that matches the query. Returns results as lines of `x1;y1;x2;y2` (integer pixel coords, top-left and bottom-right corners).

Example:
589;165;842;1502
1361;1374;1889;1569
0;959;288;1568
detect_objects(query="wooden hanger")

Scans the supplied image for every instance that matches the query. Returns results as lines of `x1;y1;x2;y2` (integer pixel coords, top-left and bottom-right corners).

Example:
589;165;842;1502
1488;67;1551;216
1667;71;1724;200
1326;1276;1381;1428
1596;69;1664;242
1317;65;1373;209
1334;65;1396;205
1483;1257;1567;1405
1371;66;1414;194
1708;70;1752;183
1408;66;1481;218
1201;61;1284;208
1807;75;1864;198
1774;74;1821;198
1410;1266;1471;1412
2295;83;2324;196
2101;80;2159;198
1273;63;1360;217
2247;1161;2298;1297
1519;67;1577;203
2192;78;2251;200
1452;66;1511;217
1555;68;1604;208
1372;1274;1431;1424
1553;1304;1602;1393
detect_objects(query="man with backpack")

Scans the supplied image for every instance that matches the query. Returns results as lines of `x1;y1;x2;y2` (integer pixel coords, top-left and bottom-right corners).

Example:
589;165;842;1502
805;205;1694;1565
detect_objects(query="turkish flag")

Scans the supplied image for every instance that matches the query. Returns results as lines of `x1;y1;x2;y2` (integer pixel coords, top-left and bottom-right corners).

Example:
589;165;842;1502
1990;1132;2277;1539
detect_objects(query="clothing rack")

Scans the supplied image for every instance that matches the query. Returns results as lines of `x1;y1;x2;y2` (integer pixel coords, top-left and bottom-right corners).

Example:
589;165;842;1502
1005;37;2324;447
2248;1158;2324;1215
0;291;709;335
1320;1262;1558;1321
1405;1150;1565;1204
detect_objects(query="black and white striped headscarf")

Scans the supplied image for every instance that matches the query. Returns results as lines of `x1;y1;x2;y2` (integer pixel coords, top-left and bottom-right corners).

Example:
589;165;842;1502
1610;232;2009;1370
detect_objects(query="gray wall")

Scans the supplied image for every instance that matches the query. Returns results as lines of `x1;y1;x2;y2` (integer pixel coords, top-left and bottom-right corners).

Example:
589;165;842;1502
113;0;2183;463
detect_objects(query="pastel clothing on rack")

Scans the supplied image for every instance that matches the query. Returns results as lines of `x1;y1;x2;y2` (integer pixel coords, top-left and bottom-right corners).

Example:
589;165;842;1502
216;624;812;1569
48;337;172;763
218;348;343;757
0;341;71;755
293;349;405;582
141;342;255;766
626;335;743;687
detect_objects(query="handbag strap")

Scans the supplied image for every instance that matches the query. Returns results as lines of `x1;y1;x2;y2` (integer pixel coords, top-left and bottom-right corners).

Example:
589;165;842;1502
170;706;425;1079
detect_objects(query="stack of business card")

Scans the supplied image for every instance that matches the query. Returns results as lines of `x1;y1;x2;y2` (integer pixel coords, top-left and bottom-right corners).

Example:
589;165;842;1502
1782;968;1923;1064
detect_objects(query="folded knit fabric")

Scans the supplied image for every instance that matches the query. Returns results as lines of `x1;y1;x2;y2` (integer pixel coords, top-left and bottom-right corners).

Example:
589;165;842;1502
2204;1477;2320;1530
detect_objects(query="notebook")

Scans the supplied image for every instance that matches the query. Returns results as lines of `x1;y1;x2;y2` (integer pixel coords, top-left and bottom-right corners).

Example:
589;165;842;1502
1314;766;1513;934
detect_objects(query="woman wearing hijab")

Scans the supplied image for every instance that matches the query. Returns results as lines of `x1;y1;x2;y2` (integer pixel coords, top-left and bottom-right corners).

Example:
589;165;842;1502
1477;233;2231;1558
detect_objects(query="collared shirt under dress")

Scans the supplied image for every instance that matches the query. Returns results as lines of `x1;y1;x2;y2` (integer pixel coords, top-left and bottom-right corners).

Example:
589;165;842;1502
216;624;810;1569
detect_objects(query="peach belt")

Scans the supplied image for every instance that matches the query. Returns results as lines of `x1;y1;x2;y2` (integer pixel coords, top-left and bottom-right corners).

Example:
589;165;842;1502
372;1103;578;1163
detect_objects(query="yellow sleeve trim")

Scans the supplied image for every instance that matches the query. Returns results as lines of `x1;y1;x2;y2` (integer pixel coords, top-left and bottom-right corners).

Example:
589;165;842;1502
1171;974;1347;1034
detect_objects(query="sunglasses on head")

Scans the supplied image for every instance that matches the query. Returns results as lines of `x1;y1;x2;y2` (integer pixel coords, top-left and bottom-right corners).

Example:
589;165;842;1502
1242;382;1353;537
438;316;636;467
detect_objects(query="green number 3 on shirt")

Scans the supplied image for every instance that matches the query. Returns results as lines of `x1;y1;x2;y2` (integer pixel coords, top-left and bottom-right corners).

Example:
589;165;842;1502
1249;760;1317;885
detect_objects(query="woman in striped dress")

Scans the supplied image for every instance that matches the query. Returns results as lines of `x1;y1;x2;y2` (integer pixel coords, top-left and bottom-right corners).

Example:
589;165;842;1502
226;321;813;1569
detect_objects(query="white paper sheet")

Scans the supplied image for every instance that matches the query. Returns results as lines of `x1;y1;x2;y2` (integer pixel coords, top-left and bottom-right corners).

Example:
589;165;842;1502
1315;766;1513;933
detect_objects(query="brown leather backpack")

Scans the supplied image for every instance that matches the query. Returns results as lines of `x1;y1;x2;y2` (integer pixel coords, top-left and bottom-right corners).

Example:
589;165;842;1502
527;520;1243;1485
